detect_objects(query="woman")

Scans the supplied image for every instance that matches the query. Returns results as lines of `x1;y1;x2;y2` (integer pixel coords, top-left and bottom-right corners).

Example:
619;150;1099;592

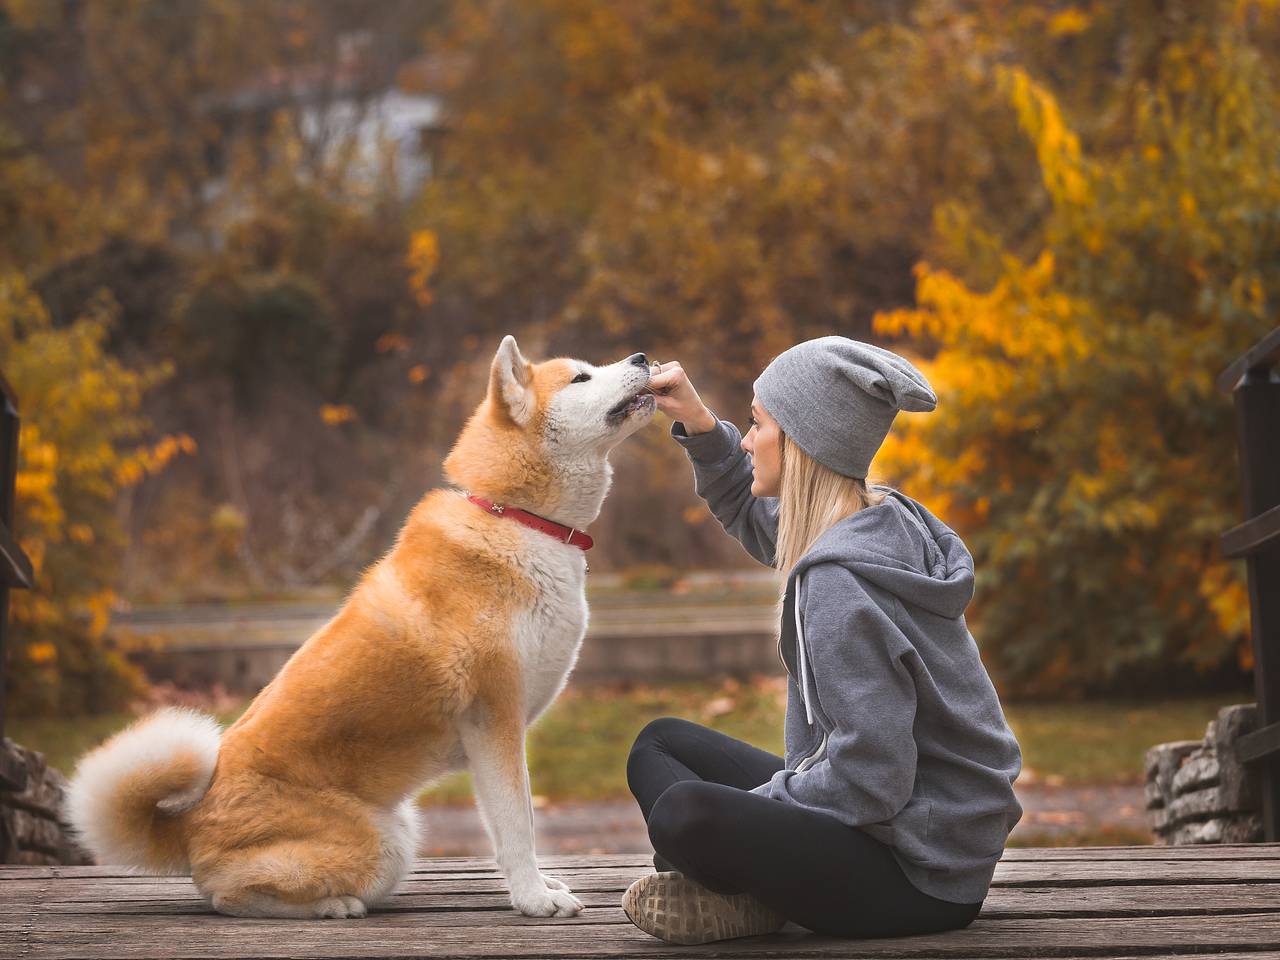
622;337;1024;944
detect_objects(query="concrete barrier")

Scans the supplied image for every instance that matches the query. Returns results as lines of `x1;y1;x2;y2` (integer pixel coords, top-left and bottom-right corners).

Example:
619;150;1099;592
121;588;787;692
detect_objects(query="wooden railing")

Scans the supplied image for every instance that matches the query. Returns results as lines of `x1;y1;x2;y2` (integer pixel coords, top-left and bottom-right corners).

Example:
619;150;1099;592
1218;326;1280;842
0;370;34;791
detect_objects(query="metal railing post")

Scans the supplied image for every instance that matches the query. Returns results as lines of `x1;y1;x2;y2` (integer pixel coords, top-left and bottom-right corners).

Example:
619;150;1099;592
1219;327;1280;841
0;371;34;791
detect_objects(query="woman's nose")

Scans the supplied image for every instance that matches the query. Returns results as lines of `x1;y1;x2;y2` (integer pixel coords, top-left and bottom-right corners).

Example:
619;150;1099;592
627;353;648;367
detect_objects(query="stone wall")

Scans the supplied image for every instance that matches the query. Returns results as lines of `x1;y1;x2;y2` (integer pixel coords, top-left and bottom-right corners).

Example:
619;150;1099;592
1145;703;1264;845
0;738;91;865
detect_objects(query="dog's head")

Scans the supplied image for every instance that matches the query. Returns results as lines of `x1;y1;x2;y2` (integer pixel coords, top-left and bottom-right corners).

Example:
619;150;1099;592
443;336;656;505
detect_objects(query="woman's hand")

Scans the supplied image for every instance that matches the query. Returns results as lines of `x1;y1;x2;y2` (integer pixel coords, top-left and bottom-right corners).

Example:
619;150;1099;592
648;361;717;434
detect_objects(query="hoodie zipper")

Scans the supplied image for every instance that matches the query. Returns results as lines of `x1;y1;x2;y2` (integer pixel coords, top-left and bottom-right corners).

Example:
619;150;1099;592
795;732;827;773
780;573;824;772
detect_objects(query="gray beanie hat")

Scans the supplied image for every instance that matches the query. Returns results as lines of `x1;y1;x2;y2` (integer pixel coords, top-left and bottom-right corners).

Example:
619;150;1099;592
753;336;937;480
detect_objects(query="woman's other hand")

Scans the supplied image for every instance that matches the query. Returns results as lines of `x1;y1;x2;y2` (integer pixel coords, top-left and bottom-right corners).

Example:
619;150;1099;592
649;361;717;434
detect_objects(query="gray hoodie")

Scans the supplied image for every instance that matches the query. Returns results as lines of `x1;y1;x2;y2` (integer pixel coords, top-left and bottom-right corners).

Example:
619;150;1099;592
672;416;1024;905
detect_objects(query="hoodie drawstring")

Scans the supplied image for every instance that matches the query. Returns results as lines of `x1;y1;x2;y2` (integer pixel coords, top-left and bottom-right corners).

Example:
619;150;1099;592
793;573;815;726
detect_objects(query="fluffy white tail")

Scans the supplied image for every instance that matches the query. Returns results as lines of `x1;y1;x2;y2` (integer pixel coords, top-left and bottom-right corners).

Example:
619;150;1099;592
65;707;221;873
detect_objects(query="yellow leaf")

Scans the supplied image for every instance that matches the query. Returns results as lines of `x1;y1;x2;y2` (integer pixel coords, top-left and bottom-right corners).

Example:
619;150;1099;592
320;404;358;426
1047;8;1091;36
26;642;57;665
376;332;411;354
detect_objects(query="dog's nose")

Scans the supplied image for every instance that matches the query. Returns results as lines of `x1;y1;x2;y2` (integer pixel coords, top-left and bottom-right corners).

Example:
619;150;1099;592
628;353;648;368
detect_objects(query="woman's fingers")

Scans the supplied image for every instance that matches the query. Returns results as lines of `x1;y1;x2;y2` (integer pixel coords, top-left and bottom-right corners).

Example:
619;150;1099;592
646;360;707;424
648;368;684;393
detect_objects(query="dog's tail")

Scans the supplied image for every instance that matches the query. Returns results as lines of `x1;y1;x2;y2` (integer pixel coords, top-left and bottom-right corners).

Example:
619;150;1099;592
65;707;222;873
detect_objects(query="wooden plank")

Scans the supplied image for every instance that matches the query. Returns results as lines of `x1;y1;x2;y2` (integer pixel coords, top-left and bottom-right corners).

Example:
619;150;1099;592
3;859;1277;906
991;859;1280;886
1238;720;1280;764
4;851;1280;958
1222;503;1280;560
14;914;1280;959
4;856;1280;905
2;843;1278;883
1218;326;1280;393
4;882;1280;921
0;516;33;589
1218;325;1280;393
993;849;1280;865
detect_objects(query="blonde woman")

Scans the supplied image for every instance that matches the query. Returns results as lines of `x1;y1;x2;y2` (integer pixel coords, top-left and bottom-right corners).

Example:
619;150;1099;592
622;337;1023;944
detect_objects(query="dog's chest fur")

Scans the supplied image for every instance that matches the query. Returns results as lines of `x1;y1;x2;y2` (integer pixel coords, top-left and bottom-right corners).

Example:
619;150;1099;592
509;526;589;723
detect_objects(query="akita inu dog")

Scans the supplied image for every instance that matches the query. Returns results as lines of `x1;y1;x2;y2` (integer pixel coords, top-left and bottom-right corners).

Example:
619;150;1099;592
66;336;657;919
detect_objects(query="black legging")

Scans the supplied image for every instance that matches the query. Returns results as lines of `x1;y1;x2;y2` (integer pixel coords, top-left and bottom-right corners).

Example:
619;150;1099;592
626;716;984;939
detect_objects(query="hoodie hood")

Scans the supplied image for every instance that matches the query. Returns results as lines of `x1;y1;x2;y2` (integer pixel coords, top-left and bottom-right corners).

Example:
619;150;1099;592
789;485;975;620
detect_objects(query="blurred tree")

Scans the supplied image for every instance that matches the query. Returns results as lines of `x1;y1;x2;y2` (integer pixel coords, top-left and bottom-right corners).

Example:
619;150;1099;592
1;0;1275;702
1;276;185;714
418;0;1049;384
0;0;448;602
873;7;1278;695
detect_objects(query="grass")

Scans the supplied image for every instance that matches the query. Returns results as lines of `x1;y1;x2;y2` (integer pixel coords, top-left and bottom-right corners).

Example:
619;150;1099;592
8;684;1245;807
1003;695;1240;786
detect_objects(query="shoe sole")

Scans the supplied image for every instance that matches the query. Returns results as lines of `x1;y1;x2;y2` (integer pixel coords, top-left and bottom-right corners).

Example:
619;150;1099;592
621;872;786;945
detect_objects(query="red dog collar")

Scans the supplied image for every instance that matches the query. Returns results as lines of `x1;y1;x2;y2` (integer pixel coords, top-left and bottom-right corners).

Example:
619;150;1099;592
465;494;594;551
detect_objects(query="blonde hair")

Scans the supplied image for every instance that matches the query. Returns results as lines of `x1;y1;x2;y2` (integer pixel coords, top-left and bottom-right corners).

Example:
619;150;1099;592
773;428;887;577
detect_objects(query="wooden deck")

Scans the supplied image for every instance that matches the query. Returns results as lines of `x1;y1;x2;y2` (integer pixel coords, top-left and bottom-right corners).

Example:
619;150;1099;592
3;845;1280;958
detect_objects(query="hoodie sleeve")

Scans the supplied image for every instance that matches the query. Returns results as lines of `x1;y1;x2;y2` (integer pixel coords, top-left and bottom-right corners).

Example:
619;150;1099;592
750;562;918;827
670;416;778;567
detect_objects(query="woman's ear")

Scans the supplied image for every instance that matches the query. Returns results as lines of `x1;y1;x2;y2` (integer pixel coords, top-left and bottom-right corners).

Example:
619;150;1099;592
489;335;534;426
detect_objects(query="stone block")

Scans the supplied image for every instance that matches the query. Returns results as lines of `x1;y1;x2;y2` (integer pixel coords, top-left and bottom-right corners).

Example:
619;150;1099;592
1213;704;1262;811
1144;740;1200;800
1144;780;1165;810
8;806;63;854
1171;818;1224;844
1220;814;1264;843
1;738;94;865
1166;785;1233;826
9;764;69;820
1210;703;1258;755
1171;749;1219;795
1148;804;1172;832
1167;814;1264;846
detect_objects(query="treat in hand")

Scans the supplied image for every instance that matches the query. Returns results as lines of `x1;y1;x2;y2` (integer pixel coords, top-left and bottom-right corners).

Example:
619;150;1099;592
645;360;717;434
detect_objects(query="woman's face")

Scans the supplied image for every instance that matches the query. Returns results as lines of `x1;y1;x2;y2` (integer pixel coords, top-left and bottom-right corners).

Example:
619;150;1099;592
742;395;782;497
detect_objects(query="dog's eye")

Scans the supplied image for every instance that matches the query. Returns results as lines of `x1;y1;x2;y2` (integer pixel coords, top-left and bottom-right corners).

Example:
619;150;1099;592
571;372;591;384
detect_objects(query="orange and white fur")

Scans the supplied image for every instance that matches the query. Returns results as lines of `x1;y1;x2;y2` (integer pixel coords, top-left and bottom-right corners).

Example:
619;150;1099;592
65;336;656;919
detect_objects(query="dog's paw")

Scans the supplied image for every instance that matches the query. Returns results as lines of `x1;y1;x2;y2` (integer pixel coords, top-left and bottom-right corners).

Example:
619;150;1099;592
314;896;367;919
512;884;584;918
541;873;572;892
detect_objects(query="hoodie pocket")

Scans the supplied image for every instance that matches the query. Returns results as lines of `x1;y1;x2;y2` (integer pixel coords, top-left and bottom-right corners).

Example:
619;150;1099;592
891;798;936;865
964;810;1011;860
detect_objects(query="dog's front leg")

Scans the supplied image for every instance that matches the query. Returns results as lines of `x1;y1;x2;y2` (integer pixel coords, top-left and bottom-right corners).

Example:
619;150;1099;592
459;690;583;918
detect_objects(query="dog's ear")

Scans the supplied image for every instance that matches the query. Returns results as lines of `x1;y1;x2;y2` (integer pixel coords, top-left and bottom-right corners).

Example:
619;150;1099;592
489;335;534;426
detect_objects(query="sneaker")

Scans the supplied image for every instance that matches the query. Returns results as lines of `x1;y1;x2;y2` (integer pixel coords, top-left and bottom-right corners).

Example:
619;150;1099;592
621;871;787;945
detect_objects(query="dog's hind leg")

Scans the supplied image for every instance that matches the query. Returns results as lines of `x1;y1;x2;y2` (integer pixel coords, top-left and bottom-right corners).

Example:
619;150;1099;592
359;799;420;908
200;844;376;920
212;890;367;919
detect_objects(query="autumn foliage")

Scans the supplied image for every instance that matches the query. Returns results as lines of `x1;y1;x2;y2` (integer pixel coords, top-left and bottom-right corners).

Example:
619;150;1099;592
2;0;1277;709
